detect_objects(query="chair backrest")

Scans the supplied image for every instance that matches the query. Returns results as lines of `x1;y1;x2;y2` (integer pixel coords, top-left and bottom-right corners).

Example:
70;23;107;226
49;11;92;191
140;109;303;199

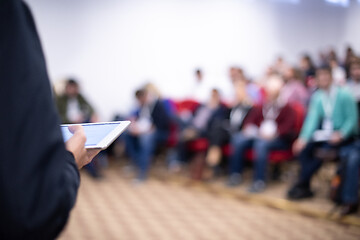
174;99;201;114
291;102;306;134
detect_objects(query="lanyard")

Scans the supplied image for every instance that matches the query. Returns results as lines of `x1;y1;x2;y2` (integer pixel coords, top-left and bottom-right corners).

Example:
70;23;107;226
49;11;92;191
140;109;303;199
321;86;338;119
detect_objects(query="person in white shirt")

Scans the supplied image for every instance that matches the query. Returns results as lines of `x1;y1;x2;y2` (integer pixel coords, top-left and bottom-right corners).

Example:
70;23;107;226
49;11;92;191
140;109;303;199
189;68;212;103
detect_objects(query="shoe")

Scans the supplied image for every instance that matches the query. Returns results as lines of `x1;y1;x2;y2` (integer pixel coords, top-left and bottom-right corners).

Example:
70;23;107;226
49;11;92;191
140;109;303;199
287;186;314;200
248;180;266;193
340;203;359;216
226;173;242;187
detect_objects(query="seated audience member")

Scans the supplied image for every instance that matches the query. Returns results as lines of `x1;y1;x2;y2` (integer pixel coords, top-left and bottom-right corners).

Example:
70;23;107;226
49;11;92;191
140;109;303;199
231;66;264;105
272;56;289;76
280;67;310;106
56;78;97;124
189;68;211;103
300;54;316;79
288;66;358;200
206;81;253;167
329;58;346;86
300;54;317;92
229;66;246;85
125;88;171;181
173;89;228;163
344;46;356;78
227;76;296;192
346;59;360;110
56;79;101;178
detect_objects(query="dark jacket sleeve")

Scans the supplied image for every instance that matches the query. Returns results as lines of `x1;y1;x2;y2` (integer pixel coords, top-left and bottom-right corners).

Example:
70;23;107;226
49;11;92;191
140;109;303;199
206;104;228;132
0;1;80;239
151;99;171;132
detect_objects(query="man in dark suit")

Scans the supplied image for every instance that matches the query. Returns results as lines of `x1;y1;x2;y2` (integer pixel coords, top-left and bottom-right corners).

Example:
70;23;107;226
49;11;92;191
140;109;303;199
125;89;171;181
0;1;99;239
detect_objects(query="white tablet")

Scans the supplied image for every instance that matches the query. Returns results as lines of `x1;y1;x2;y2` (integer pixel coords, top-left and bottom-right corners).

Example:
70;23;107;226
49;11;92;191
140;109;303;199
61;121;131;149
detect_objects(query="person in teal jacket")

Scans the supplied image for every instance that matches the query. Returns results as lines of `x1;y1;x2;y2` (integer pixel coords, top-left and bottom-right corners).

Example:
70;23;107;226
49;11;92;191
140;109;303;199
287;66;358;204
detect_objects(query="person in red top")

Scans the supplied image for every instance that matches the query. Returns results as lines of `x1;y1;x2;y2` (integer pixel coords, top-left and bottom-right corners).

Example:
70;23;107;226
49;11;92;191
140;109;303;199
227;76;296;192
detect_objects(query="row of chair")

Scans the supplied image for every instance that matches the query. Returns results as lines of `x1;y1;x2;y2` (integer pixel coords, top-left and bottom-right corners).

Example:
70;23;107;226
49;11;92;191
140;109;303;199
162;99;306;180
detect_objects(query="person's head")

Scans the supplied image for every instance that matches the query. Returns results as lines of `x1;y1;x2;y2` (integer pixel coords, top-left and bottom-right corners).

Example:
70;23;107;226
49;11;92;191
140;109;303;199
346;46;354;56
283;67;303;83
300;54;314;70
65;79;79;98
328;49;337;62
329;58;339;68
283;67;295;82
316;66;333;90
144;82;161;99
208;88;221;108
234;80;251;105
195;68;203;83
264;75;284;101
211;88;220;101
265;66;276;78
229;66;244;83
135;89;148;106
350;59;360;82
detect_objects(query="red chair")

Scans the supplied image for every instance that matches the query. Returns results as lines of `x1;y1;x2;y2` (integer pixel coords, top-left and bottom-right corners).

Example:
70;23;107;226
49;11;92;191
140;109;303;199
174;99;201;114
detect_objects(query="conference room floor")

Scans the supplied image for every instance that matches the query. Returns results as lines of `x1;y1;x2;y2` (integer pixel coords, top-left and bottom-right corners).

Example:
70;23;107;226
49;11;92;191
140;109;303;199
58;159;360;240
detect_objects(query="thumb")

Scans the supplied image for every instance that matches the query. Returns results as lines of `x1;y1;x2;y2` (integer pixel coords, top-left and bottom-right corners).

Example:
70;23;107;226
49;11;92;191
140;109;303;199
68;125;83;134
66;125;86;146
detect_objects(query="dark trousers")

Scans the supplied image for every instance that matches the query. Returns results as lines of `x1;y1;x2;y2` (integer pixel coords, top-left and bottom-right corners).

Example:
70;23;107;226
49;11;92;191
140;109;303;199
207;123;230;147
229;133;289;182
297;141;353;189
125;130;169;179
340;141;360;204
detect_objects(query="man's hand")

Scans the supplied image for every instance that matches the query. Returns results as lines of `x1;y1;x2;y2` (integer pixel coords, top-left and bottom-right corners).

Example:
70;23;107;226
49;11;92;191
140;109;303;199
65;125;100;169
329;131;343;145
259;132;276;141
292;138;307;155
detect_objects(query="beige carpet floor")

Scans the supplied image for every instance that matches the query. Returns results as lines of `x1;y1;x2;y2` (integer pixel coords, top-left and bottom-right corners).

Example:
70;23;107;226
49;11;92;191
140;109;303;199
58;164;360;240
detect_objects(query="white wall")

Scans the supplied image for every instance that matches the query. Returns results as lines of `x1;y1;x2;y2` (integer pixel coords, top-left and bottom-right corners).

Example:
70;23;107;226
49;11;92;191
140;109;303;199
26;0;360;120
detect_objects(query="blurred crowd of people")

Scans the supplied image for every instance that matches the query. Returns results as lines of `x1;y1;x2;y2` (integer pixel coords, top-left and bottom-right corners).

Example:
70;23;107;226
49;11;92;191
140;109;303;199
54;46;360;216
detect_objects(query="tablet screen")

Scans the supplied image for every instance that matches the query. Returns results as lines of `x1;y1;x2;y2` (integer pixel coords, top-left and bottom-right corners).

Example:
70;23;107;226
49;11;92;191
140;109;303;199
61;122;122;148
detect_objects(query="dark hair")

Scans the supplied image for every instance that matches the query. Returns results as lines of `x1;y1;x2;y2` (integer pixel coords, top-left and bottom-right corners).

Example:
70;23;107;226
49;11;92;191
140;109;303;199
135;89;146;99
316;66;332;74
67;78;78;86
303;54;315;68
195;69;202;75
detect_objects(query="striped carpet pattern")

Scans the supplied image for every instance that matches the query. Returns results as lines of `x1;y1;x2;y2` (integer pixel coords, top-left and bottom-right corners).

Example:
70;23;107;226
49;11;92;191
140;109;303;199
58;167;360;240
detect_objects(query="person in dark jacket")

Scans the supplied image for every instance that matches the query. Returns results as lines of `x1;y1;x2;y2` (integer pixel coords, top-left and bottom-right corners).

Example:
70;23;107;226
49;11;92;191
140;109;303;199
206;81;253;168
227;76;296;192
125;88;171;181
0;1;99;239
171;89;228;165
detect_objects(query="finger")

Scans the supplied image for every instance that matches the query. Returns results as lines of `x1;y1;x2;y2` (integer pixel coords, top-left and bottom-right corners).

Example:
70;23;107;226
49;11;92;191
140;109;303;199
68;125;83;134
